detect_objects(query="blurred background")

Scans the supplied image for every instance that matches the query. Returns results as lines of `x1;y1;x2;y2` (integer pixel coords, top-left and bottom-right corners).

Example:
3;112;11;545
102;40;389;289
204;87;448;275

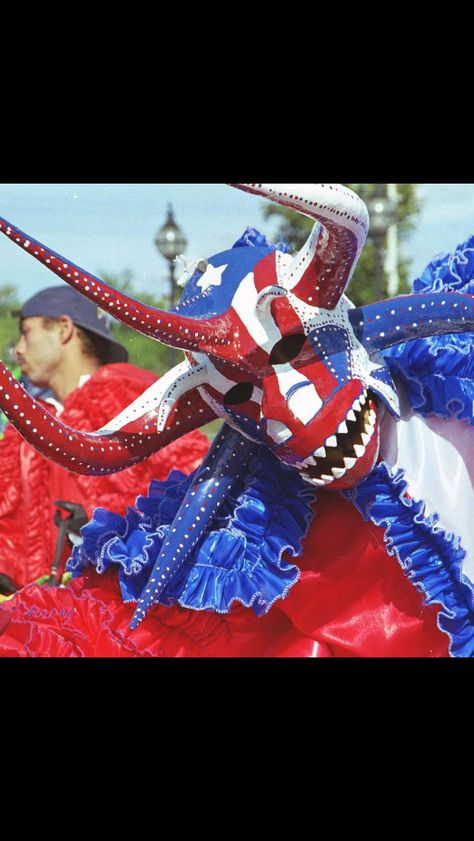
0;183;472;378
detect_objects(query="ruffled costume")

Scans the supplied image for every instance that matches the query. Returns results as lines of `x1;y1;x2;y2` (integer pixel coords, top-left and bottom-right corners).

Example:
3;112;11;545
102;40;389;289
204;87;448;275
0;363;210;588
1;233;473;657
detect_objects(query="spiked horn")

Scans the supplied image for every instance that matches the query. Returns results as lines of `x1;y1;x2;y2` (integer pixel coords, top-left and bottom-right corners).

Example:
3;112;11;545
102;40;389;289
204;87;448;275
0;216;226;354
0;361;216;475
130;423;259;629
349;292;474;352
230;184;369;309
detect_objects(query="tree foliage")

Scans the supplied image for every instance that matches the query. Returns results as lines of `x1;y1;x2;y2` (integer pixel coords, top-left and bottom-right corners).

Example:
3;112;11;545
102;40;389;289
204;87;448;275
0;285;21;369
263;184;421;306
99;270;181;376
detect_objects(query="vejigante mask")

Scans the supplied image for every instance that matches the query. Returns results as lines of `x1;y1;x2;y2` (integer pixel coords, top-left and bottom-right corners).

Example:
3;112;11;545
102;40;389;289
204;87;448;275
1;184;473;627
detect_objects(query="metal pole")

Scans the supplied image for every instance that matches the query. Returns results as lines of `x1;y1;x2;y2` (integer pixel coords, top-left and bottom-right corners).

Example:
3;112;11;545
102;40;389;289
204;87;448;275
373;185;386;301
374;236;384;301
168;260;179;367
169;259;176;309
386;184;399;297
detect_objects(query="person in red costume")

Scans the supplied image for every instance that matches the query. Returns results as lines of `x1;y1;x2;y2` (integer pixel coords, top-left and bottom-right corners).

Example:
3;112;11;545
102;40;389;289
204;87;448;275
0;286;209;592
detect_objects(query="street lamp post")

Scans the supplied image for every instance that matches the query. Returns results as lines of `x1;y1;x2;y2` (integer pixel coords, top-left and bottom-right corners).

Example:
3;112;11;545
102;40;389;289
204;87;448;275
155;204;188;308
155;204;188;367
366;185;398;302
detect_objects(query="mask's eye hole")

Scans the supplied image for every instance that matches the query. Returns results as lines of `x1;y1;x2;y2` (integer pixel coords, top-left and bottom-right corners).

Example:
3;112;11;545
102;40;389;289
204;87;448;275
223;382;254;405
269;334;306;365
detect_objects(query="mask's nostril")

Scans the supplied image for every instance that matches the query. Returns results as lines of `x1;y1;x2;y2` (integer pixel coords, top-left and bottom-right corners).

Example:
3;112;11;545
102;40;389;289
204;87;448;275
269;334;306;365
223;382;254;406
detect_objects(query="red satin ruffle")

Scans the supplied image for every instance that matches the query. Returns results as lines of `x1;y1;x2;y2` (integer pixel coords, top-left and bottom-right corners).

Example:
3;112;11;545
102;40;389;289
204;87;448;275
0;491;450;657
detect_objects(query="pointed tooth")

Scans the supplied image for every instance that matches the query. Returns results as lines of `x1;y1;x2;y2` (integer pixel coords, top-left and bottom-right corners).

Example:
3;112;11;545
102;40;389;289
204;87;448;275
314;446;326;458
361;431;370;446
343;457;357;470
353;399;361;412
321;474;335;484
359;393;366;405
337;420;348;435
347;409;357;422
331;467;346;479
303;456;317;467
325;435;338;448
312;478;326;487
353;444;365;458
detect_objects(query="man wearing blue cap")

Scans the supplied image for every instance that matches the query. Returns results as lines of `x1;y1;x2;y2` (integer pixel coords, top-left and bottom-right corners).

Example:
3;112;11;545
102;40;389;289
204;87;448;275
0;286;209;593
12;286;129;405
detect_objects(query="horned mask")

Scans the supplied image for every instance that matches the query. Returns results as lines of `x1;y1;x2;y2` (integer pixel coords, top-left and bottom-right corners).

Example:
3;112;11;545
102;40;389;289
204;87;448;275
1;184;473;627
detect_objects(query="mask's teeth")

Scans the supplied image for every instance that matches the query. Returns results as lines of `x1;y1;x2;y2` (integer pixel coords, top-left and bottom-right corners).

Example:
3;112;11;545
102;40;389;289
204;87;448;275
320;474;335;484
296;390;378;488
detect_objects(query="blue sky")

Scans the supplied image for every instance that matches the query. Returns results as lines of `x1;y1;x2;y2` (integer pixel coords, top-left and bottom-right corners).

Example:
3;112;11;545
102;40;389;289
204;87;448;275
0;183;473;303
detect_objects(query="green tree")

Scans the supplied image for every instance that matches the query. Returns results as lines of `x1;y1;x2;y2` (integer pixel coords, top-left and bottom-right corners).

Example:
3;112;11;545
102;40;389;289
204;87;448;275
0;285;21;368
263;184;420;306
99;270;180;376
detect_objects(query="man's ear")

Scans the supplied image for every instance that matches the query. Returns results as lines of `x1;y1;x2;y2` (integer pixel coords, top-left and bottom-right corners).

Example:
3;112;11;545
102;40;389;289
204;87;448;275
57;315;75;344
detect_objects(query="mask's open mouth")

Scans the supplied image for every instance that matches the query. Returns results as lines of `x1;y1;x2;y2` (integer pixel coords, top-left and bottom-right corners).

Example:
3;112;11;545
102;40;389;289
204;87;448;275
295;390;379;487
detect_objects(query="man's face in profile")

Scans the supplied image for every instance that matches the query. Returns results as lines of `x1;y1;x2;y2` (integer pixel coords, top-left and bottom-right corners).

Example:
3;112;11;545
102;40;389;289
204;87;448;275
14;317;63;388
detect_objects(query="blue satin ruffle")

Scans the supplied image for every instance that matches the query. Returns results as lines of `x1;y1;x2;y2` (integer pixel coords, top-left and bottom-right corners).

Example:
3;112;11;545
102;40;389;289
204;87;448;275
412;234;474;296
383;235;474;424
232;226;290;254
345;463;474;658
67;447;316;616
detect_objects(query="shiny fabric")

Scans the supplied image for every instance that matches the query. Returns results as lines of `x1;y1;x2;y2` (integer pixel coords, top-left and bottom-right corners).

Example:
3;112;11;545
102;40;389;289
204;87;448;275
67;445;316;617
0;490;450;658
348;463;474;657
0;363;209;588
0;228;472;658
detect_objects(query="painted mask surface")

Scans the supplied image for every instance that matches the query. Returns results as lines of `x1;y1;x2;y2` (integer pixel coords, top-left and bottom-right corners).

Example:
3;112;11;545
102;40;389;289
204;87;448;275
0;183;473;495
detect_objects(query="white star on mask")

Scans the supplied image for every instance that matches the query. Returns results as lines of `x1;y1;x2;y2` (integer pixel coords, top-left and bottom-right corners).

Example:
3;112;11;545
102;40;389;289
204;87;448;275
197;263;228;293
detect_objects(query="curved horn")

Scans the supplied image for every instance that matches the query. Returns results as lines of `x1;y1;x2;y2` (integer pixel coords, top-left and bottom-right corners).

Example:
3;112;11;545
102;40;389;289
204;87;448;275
99;359;209;433
130;424;259;629
349;292;474;352
229;184;369;309
0;361;216;475
0;216;223;353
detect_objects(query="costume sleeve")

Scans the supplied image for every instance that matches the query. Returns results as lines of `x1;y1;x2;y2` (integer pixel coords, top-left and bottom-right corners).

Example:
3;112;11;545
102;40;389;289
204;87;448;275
59;367;210;520
0;424;26;581
382;234;474;424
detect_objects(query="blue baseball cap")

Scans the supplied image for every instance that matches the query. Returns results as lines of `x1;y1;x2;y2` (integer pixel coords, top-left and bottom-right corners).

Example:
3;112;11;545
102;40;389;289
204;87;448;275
13;286;129;364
